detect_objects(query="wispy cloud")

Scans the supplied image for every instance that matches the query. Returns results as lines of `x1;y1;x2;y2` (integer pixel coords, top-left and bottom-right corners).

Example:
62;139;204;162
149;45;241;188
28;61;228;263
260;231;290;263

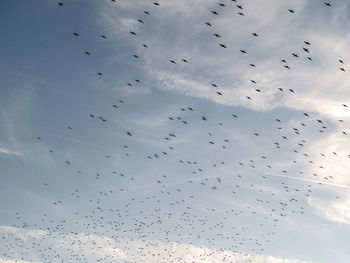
0;147;21;156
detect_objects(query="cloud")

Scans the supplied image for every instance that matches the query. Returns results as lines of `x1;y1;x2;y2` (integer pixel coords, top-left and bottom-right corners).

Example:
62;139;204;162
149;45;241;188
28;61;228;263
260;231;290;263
0;147;21;156
0;225;319;263
100;0;350;120
302;131;350;224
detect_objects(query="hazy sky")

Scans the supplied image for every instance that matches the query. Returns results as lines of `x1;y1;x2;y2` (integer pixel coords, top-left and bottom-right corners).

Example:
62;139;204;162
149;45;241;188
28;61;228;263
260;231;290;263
1;0;350;262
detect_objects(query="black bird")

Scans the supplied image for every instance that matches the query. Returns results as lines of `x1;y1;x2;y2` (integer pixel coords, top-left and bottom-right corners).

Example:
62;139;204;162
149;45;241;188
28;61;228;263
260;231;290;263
304;41;311;45
58;2;64;6
252;33;258;37
288;9;295;13
153;2;160;6
181;59;188;62
130;31;136;35
101;35;108;39
205;22;212;26
137;19;144;23
144;11;150;14
240;50;247;54
84;51;91;56
213;33;221;38
324;2;331;6
211;11;219;15
73;32;79;36
126;132;133;136
219;44;227;48
98;116;106;122
169;60;176;64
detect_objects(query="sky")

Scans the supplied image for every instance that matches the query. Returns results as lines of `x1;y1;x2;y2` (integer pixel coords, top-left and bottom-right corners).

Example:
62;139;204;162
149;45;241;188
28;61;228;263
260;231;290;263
1;0;350;262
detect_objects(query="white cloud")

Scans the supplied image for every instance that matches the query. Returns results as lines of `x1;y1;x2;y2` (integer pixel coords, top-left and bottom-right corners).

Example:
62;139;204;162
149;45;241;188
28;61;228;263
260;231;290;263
0;147;21;156
0;225;318;263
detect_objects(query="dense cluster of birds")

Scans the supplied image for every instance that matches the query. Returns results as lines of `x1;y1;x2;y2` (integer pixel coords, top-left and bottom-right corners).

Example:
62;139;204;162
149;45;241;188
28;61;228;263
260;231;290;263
2;1;349;263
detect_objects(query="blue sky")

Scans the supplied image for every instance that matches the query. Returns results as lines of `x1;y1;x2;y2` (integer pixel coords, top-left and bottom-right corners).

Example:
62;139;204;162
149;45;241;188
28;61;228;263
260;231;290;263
1;0;350;262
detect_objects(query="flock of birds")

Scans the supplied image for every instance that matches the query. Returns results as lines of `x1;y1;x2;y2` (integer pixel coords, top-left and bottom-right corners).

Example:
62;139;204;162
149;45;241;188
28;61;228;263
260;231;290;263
2;1;350;263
